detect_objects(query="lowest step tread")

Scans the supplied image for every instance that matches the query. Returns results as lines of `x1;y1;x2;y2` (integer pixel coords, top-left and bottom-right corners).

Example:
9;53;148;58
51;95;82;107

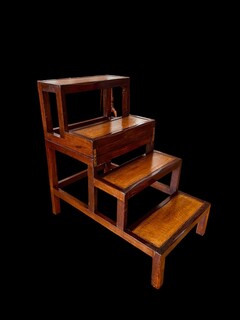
130;191;210;250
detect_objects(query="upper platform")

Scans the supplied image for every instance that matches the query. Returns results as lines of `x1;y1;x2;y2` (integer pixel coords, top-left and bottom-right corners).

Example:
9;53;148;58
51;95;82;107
37;75;154;165
38;74;130;94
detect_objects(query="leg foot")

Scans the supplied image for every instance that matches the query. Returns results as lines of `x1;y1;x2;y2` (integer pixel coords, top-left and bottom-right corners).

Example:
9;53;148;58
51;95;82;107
151;251;165;289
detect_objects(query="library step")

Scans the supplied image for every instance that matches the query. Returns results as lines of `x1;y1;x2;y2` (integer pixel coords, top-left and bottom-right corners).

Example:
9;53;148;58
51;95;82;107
38;74;211;289
94;150;182;229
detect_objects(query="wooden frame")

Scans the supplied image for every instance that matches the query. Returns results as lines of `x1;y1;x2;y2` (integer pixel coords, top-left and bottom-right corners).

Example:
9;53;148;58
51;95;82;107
37;74;211;289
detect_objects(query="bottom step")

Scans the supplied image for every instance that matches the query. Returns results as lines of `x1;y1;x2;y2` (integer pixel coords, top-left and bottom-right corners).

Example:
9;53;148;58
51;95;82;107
129;191;210;288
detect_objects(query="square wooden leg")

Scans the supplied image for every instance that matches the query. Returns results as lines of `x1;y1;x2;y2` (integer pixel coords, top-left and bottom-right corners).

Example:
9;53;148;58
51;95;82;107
45;145;61;214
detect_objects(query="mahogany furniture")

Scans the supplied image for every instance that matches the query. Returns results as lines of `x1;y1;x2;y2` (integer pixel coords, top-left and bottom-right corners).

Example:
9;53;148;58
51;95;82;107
37;75;211;289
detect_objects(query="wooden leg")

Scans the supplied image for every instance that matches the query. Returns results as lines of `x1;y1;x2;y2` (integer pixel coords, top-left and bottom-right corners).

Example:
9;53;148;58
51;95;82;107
116;198;127;230
151;251;165;289
196;206;210;236
170;163;182;194
45;145;61;214
88;164;99;213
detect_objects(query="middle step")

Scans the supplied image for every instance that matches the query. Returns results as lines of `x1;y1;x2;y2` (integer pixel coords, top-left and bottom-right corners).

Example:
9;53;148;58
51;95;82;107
94;150;182;229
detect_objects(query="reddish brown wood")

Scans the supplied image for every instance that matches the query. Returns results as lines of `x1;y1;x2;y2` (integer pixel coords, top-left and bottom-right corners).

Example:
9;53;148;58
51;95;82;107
38;75;152;212
152;251;165;289
37;74;211;289
196;206;210;235
117;199;127;230
94;150;182;227
45;145;61;214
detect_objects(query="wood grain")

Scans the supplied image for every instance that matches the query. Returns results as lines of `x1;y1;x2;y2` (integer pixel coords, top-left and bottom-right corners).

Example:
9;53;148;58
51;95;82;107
132;192;206;247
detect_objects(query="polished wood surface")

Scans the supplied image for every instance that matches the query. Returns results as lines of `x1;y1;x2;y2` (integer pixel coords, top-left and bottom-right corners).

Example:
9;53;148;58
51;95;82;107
72;115;152;138
100;150;179;189
132;192;208;247
37;74;211;289
39;74;128;86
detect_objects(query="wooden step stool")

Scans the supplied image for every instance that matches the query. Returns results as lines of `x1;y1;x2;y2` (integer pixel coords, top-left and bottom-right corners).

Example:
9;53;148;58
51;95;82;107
37;74;211;289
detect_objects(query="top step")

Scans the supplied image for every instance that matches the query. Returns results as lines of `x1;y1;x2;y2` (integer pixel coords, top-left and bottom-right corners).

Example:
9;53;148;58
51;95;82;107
38;74;129;92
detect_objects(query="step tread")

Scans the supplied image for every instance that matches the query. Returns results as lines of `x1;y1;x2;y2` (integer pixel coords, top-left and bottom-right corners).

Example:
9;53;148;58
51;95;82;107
131;192;210;248
72;115;154;139
98;150;180;190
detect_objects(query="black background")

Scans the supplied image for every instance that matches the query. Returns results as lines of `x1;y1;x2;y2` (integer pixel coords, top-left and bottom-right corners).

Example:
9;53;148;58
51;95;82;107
7;4;234;317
